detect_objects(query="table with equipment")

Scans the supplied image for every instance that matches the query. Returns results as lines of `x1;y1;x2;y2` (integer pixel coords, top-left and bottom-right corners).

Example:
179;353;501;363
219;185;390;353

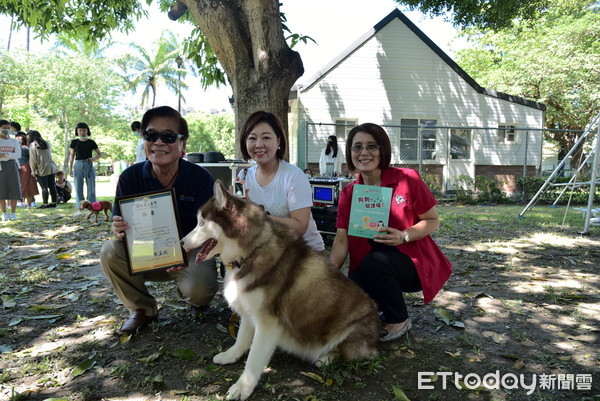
309;177;353;235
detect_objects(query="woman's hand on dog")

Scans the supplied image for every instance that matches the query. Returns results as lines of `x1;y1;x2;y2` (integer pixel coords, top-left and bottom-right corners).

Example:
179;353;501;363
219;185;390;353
111;215;128;241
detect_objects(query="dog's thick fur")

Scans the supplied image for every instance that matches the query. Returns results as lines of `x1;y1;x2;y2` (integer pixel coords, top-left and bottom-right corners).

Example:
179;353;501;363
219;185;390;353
79;200;112;224
181;181;379;400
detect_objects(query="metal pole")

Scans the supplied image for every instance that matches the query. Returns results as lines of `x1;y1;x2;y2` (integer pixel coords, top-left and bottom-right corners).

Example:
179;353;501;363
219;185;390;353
176;55;183;113
582;123;600;234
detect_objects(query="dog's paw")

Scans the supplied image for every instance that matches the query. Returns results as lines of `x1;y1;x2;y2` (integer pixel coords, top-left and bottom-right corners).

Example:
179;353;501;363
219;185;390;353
213;349;241;365
226;377;256;400
315;350;339;367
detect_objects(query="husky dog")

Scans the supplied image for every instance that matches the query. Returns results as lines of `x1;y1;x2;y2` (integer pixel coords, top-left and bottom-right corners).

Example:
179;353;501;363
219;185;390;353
181;181;379;400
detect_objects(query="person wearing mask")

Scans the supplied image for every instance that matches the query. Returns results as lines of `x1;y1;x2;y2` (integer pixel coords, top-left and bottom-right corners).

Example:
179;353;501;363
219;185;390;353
14;132;39;208
238;111;324;252
28;130;58;209
69;122;102;216
0;119;22;221
319;135;344;177
329;123;452;342
131;120;146;163
100;106;218;335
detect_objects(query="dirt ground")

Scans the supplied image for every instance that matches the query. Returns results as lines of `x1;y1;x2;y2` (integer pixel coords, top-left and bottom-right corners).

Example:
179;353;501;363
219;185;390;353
1;202;599;401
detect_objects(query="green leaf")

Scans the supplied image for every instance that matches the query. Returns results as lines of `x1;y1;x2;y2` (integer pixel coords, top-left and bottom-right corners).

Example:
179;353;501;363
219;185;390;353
392;385;411;400
434;308;465;328
28;304;68;311
71;357;96;377
171;348;196;360
139;347;164;364
25;314;63;320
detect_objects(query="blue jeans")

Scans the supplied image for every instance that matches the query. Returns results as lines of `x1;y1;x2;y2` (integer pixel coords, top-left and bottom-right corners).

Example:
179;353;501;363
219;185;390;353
74;160;97;207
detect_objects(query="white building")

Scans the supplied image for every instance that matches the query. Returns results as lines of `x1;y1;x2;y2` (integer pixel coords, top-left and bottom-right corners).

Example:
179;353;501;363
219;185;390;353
289;9;546;194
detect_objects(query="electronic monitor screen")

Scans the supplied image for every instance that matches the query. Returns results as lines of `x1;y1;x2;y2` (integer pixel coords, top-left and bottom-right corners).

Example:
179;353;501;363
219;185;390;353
312;184;335;205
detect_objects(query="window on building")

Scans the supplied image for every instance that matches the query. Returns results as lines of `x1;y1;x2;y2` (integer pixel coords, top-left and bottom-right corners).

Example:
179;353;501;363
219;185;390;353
450;128;471;159
497;124;516;143
334;118;358;140
400;118;437;160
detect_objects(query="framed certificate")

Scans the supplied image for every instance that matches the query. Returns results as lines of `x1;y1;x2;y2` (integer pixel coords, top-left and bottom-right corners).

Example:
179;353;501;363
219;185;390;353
117;189;188;275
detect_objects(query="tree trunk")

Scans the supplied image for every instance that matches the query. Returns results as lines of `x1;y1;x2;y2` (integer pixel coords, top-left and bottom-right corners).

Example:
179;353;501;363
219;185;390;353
183;0;304;159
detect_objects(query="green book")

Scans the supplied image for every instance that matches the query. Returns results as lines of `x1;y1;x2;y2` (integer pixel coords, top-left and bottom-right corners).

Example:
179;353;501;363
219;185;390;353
348;184;393;239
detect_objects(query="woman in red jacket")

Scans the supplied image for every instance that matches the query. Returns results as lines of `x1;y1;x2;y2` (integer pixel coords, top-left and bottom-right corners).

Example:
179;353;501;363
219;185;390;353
329;123;452;342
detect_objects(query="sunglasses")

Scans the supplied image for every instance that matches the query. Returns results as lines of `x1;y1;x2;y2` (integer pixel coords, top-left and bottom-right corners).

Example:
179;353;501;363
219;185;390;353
142;130;184;143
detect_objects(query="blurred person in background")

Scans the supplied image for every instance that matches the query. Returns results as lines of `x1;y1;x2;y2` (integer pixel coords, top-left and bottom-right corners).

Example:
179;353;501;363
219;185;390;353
14;132;39;208
0;119;22;221
28;130;58;209
69;122;102;216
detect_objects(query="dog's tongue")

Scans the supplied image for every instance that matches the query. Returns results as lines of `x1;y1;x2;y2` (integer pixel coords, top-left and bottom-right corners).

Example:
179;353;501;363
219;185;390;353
196;238;217;263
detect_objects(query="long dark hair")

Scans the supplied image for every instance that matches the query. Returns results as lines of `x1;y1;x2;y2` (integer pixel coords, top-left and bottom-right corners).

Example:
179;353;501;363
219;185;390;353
27;130;49;150
325;135;338;158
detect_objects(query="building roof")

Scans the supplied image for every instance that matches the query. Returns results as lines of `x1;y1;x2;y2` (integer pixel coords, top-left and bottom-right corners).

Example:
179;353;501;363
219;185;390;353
293;8;546;111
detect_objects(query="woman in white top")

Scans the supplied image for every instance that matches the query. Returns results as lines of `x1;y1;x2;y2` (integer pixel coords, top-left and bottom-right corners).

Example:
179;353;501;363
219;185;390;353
319;135;344;177
238;111;324;251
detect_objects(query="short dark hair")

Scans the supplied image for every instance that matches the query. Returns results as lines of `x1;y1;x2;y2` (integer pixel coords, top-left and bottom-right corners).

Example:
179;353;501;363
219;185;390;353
75;122;91;136
141;106;188;139
345;123;391;171
0;119;9;127
131;121;141;131
10;121;21;131
56;170;65;176
239;111;287;161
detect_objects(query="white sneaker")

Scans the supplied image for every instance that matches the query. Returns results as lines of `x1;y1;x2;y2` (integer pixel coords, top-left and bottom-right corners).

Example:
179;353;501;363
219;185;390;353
1;213;8;222
30;202;37;208
9;212;17;220
74;210;83;217
17;202;27;207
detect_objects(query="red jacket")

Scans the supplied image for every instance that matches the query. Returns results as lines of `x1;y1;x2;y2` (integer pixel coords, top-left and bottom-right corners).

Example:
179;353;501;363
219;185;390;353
337;167;452;304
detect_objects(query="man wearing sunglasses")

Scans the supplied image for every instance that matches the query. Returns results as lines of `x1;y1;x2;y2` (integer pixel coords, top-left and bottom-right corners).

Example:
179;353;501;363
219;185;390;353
100;106;218;335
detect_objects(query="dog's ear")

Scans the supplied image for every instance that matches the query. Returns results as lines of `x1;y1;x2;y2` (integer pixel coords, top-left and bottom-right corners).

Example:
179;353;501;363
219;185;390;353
213;180;230;210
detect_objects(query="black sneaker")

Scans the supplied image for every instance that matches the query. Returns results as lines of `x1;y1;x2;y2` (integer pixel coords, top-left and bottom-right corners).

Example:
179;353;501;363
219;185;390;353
47;203;57;208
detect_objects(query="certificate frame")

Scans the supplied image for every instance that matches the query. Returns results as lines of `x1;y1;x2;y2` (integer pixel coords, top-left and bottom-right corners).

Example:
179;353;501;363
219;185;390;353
117;188;188;275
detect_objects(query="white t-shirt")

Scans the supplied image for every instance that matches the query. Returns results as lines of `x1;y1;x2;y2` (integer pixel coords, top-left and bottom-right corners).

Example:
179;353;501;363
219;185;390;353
135;138;146;163
319;148;344;176
239;160;324;251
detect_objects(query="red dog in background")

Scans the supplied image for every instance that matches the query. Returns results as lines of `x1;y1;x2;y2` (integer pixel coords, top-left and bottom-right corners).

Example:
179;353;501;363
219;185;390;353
79;200;112;224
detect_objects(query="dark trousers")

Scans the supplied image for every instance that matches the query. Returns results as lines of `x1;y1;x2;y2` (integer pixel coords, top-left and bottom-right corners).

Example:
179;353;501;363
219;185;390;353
349;243;421;324
36;173;58;204
56;187;71;203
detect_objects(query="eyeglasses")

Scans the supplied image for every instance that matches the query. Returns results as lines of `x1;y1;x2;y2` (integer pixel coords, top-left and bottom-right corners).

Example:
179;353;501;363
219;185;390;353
142;130;184;143
350;144;380;153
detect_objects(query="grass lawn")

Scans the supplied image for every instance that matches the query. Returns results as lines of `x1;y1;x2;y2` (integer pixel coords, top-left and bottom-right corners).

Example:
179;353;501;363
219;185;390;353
1;196;598;401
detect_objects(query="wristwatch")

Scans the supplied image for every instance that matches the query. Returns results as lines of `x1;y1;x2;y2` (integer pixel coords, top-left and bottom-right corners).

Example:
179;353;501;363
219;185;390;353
403;230;410;243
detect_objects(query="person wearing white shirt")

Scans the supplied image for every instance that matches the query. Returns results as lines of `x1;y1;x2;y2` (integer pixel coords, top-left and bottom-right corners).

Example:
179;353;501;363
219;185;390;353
131;121;146;163
0;119;22;221
319;135;344;177
238;111;324;251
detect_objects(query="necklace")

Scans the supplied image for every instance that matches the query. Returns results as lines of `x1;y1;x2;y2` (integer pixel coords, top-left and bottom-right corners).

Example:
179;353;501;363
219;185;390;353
153;167;180;188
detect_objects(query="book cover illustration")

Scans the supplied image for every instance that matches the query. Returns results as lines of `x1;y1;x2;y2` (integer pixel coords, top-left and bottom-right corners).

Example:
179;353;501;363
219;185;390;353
348;184;393;239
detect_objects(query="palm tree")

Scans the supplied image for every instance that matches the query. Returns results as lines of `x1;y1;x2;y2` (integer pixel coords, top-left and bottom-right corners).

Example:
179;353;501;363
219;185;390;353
116;31;193;109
